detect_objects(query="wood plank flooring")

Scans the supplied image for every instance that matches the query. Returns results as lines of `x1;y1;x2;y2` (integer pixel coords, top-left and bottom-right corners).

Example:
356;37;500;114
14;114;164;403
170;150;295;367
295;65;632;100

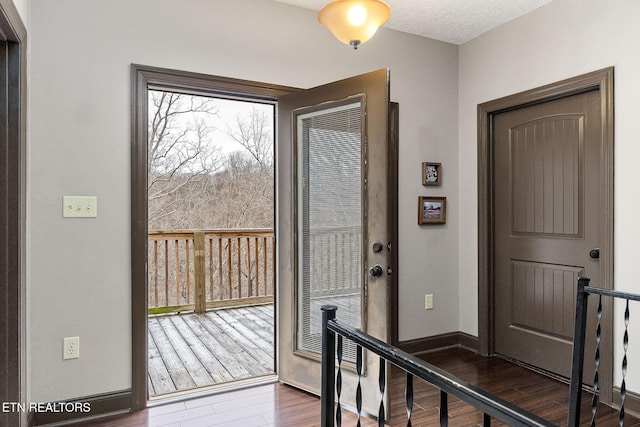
392;347;640;426
80;347;639;426
148;305;275;397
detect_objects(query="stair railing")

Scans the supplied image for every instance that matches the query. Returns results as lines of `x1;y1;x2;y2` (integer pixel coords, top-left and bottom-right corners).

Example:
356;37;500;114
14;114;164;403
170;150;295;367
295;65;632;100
322;277;639;426
320;305;557;427
568;276;640;426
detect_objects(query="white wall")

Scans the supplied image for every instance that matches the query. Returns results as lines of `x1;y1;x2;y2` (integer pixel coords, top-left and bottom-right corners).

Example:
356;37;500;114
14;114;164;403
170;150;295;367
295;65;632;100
458;0;640;383
29;0;458;402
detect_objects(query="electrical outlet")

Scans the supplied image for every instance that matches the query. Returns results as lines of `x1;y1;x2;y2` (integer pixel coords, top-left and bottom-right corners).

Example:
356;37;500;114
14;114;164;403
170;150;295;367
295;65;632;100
63;336;80;360
425;294;434;310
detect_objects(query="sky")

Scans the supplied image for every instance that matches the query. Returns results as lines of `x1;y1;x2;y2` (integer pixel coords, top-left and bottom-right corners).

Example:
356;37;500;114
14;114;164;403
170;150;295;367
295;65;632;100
199;96;274;156
149;89;275;159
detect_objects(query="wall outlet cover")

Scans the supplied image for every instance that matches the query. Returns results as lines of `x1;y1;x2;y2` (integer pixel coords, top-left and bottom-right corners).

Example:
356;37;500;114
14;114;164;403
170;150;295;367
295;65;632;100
63;336;80;360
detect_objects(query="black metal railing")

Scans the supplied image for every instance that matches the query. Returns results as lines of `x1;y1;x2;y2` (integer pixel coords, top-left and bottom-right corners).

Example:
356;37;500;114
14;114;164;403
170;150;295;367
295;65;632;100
568;277;640;427
320;305;557;427
322;277;640;426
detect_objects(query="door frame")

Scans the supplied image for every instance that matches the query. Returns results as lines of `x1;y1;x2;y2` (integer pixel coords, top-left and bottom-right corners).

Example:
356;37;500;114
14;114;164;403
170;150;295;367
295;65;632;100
130;64;298;409
0;1;27;426
477;68;614;402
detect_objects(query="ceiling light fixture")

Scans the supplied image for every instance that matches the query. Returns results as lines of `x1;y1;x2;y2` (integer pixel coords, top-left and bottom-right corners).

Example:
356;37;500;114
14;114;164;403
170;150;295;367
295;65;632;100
318;0;391;49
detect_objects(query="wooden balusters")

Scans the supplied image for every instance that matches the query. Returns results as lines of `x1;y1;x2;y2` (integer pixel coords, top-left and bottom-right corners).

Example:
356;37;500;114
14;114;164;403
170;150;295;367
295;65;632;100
148;229;274;315
174;238;180;303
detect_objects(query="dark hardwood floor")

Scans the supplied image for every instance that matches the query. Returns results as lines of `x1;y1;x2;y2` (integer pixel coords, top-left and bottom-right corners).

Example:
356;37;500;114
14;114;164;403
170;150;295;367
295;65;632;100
394;347;640;426
75;347;637;426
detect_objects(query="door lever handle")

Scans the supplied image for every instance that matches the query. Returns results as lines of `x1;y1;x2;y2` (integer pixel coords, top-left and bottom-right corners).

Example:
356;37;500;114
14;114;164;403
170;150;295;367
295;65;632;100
589;248;600;259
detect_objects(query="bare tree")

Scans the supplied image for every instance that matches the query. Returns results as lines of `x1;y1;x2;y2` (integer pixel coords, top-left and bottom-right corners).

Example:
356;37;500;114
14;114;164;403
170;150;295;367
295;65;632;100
147;92;274;231
146;93;276;313
210;152;273;229
147;91;222;229
224;107;274;169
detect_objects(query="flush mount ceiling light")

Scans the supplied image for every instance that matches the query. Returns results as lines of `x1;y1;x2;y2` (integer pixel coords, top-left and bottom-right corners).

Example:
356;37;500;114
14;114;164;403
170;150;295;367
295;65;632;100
318;0;391;49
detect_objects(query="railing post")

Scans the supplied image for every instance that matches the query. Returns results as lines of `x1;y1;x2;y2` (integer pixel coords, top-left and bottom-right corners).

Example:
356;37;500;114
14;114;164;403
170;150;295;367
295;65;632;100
194;231;206;313
321;305;338;427
567;277;590;427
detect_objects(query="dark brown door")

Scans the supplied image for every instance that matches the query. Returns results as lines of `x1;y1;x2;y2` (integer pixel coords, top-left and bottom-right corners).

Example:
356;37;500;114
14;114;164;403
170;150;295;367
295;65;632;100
493;89;601;377
277;69;391;416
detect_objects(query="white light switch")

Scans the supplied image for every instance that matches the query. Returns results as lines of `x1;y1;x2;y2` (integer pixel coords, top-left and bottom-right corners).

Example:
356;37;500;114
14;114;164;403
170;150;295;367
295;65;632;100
63;196;97;218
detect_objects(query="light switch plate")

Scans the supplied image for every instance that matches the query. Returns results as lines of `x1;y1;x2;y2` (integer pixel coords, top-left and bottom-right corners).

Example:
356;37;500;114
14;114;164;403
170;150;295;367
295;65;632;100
63;196;97;218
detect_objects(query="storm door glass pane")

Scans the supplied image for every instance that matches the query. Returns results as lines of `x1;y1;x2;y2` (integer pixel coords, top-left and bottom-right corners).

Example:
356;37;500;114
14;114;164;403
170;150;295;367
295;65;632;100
296;101;362;363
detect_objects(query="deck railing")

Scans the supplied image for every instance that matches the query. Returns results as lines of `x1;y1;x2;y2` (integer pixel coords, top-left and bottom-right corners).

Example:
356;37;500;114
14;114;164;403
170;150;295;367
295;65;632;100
148;229;274;315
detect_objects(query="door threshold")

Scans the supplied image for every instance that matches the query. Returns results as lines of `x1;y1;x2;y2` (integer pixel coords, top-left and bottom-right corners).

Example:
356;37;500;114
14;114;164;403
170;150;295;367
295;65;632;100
147;374;279;407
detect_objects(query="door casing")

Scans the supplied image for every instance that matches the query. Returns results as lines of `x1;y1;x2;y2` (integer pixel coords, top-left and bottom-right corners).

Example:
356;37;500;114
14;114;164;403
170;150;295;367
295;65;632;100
130;64;298;409
477;67;614;402
0;1;27;426
131;65;400;411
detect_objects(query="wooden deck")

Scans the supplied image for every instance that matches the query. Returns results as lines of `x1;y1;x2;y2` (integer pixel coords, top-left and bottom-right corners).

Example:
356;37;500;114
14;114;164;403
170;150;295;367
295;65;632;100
148;304;275;397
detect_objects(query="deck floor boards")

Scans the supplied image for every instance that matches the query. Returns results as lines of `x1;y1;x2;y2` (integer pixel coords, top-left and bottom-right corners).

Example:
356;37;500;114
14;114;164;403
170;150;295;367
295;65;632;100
181;315;250;381
148;318;197;392
148;304;275;398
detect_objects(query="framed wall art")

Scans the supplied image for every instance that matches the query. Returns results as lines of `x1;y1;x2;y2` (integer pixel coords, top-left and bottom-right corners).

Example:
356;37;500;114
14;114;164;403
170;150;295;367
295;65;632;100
422;162;441;186
418;196;446;225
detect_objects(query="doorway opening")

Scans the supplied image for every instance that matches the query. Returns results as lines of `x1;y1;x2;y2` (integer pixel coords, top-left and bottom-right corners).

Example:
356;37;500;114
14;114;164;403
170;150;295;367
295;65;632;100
145;90;276;398
131;65;299;409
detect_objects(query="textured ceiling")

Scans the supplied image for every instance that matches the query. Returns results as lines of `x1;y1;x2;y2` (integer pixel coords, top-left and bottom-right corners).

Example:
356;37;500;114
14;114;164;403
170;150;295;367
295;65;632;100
274;0;554;45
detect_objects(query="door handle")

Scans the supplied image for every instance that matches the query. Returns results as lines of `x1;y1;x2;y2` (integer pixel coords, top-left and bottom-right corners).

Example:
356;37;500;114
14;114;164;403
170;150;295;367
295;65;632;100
589;248;600;259
369;264;383;277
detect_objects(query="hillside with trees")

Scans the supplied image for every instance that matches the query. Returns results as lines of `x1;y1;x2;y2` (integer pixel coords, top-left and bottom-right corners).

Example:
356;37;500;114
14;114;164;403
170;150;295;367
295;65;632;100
147;90;274;230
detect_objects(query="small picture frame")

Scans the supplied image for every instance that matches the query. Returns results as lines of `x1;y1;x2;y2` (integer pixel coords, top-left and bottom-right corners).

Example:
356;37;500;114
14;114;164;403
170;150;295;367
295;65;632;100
418;196;446;225
422;162;441;186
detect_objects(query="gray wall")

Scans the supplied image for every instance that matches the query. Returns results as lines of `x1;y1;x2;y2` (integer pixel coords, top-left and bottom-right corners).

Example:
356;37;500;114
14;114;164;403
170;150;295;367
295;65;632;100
457;0;640;386
28;0;459;402
23;0;640;406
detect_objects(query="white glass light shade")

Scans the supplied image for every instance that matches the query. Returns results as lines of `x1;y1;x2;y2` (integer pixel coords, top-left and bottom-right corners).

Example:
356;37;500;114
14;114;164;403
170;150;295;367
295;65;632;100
318;0;391;49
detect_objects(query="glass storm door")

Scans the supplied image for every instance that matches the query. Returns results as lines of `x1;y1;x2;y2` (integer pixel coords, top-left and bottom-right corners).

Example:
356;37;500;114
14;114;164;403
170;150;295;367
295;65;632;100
277;69;391;417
